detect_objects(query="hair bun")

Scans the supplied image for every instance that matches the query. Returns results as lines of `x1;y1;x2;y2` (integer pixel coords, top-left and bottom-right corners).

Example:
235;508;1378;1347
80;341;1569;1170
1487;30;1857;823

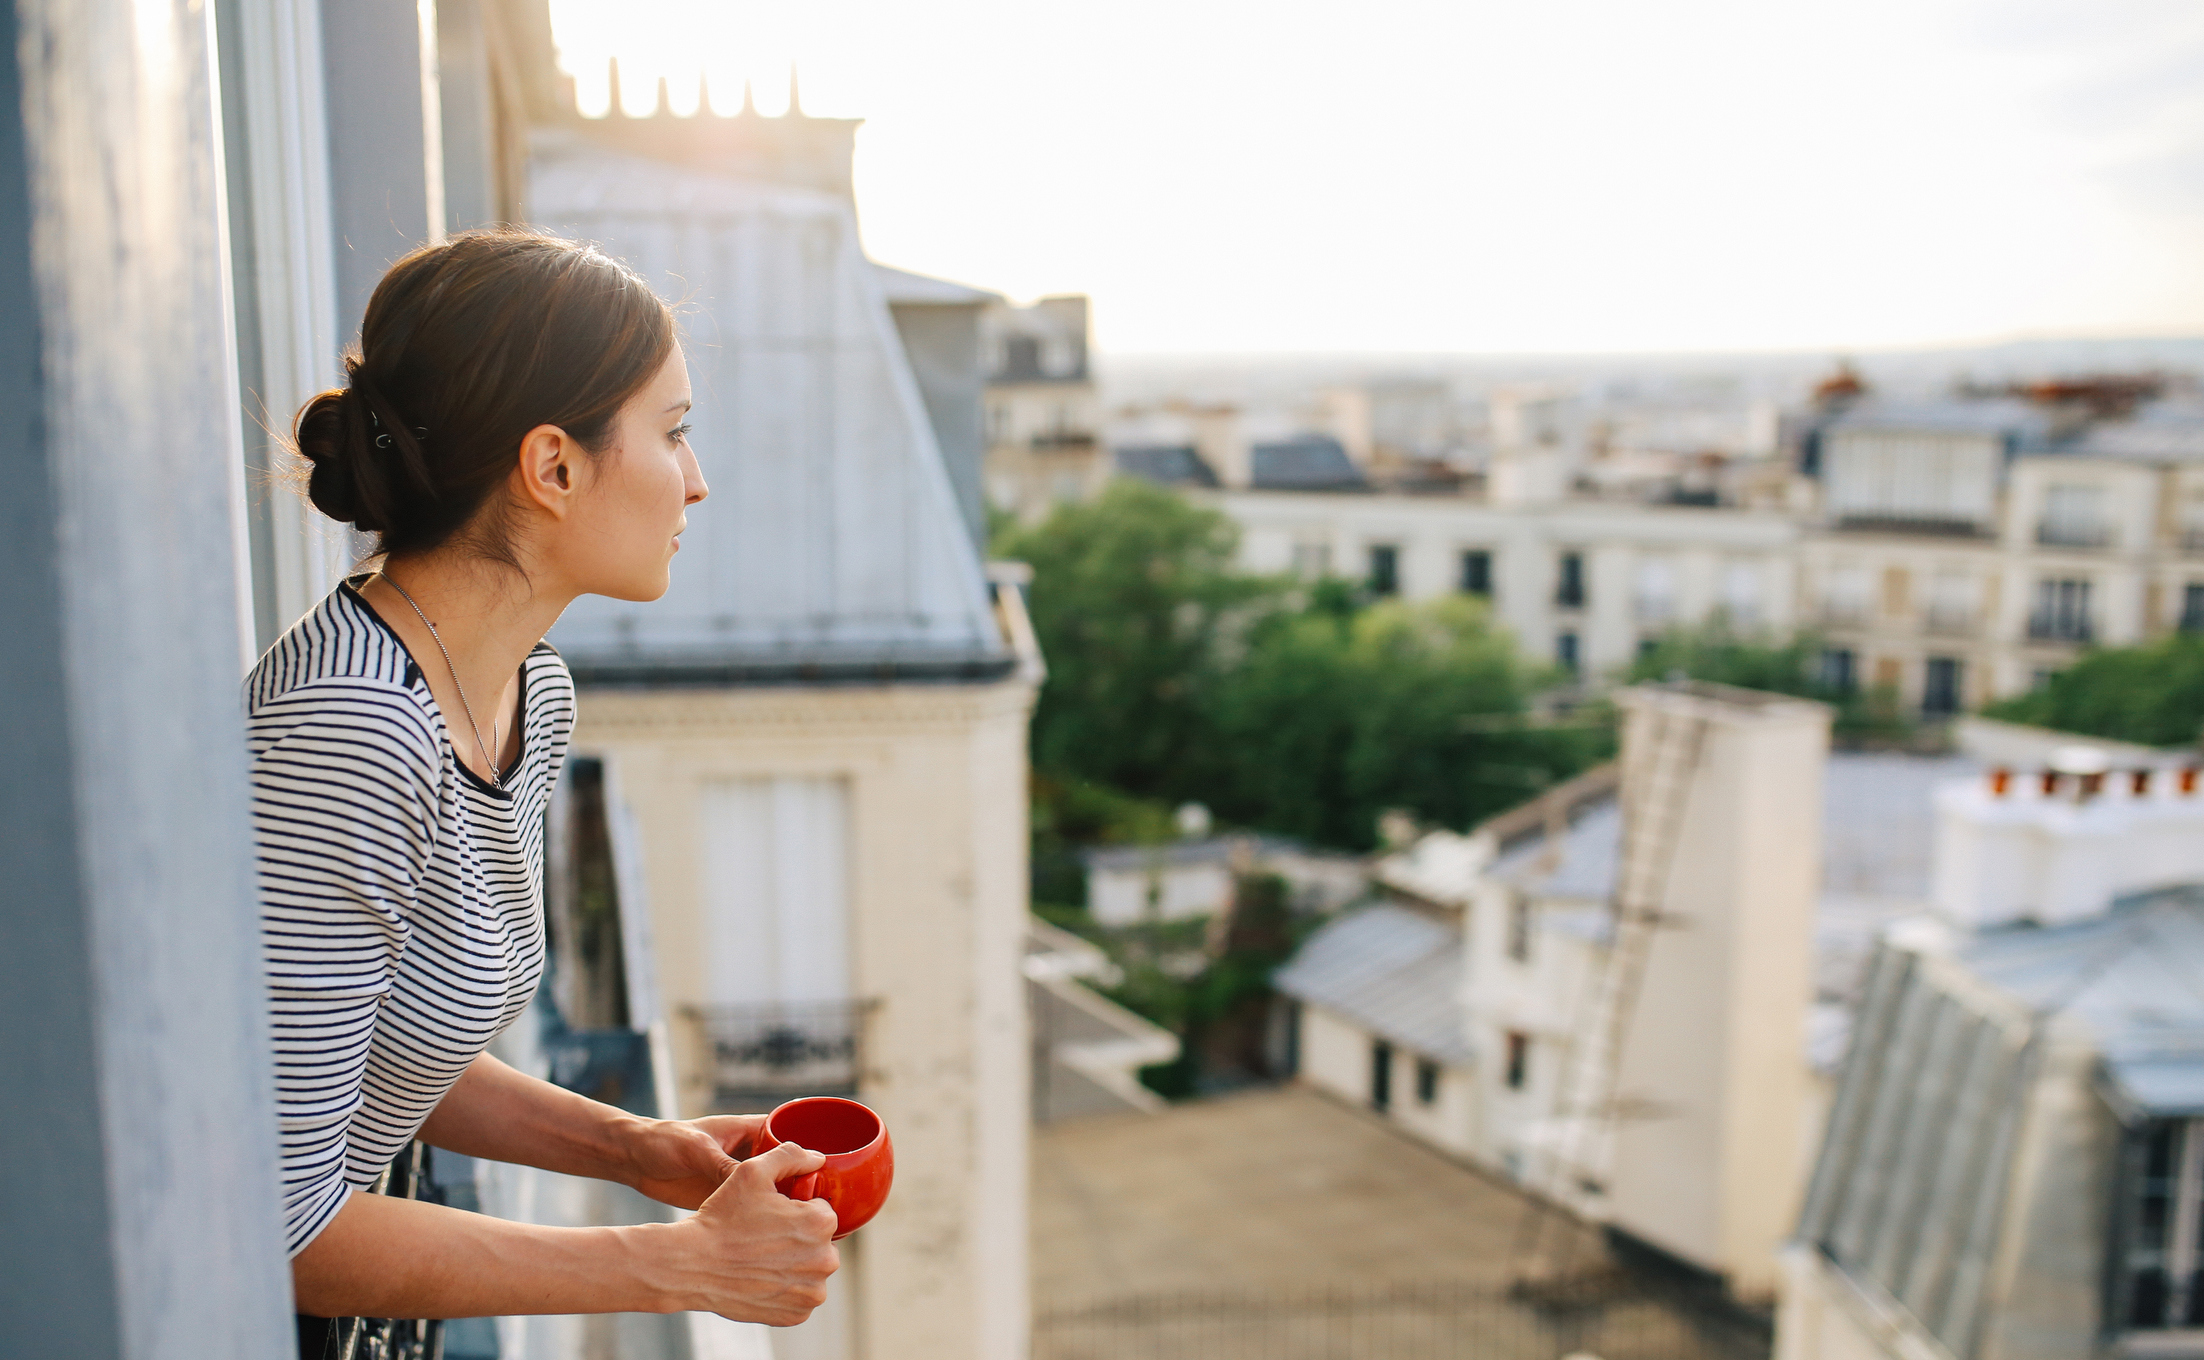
295;386;384;531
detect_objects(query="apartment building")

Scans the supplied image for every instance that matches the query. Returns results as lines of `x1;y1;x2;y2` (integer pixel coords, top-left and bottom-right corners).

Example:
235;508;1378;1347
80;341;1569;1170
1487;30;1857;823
1279;684;1835;1301
1780;761;2204;1360
1799;395;2204;712
1216;488;1800;678
533;95;1040;1360
982;295;1106;523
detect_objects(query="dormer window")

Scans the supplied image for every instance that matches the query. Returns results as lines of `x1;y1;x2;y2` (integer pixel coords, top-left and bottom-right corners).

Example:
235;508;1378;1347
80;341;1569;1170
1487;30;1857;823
2114;1117;2204;1331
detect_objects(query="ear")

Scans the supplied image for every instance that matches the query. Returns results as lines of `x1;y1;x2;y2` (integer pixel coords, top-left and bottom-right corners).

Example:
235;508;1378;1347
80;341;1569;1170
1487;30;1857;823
514;424;579;519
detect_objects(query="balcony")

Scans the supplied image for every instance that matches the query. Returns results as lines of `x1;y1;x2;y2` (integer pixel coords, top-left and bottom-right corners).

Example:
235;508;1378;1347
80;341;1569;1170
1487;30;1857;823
1833;513;1993;539
2027;614;2094;645
2180;529;2204;555
2036;522;2113;550
684;1000;877;1113
1818;603;1871;630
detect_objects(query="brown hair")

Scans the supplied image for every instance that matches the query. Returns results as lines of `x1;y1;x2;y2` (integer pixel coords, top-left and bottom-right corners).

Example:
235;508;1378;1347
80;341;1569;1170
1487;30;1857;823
295;228;676;562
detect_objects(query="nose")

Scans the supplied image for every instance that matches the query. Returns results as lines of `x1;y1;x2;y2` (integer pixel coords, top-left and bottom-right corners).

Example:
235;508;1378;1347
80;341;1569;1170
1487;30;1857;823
682;440;709;506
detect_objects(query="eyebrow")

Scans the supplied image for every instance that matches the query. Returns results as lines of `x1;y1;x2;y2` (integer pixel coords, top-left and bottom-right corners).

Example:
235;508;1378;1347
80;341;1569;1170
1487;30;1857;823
665;399;692;414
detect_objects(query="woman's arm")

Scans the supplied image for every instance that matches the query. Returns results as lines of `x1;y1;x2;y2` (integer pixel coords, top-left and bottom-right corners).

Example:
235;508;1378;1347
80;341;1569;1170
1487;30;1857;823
292;1140;839;1321
418;1052;763;1209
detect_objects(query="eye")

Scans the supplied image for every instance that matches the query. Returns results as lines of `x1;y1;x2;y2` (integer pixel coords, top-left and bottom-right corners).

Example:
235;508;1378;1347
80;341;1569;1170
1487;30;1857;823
670;423;692;445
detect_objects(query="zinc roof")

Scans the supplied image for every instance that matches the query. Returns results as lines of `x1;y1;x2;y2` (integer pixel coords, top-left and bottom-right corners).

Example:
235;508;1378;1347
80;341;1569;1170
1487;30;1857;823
528;132;1008;682
1274;904;1472;1066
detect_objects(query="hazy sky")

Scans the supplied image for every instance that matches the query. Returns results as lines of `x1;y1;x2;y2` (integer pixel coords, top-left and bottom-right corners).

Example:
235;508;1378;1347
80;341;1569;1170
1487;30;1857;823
547;0;2204;355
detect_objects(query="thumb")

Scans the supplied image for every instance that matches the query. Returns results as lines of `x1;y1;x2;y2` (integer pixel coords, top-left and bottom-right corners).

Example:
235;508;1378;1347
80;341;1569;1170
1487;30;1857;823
743;1140;828;1190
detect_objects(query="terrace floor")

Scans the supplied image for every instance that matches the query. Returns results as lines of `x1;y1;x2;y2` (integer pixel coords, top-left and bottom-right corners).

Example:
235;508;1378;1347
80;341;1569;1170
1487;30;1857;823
1030;1082;1601;1306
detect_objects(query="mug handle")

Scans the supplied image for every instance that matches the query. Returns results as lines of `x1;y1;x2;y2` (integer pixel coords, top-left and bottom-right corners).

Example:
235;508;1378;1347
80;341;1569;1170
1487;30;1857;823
777;1170;820;1201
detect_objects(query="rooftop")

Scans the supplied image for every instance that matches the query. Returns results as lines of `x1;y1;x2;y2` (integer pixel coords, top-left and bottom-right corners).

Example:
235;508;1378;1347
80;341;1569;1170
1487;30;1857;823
1273;903;1472;1066
529;133;1009;682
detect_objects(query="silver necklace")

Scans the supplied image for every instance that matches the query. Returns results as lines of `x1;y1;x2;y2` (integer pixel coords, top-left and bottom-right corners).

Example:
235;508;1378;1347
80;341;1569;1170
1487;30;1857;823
379;572;505;788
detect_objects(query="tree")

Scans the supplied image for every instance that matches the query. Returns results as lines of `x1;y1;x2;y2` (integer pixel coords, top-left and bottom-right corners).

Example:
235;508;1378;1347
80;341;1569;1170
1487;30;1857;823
1208;594;1605;849
996;481;1282;796
1628;621;1912;745
1983;635;2204;747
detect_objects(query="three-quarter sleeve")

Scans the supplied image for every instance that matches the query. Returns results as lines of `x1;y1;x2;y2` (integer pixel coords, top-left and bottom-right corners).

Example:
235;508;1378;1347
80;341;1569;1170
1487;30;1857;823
249;679;442;1257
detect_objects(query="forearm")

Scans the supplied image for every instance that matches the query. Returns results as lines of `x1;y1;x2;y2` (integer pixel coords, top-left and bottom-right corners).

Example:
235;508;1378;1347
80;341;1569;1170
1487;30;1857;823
417;1052;642;1186
292;1191;680;1318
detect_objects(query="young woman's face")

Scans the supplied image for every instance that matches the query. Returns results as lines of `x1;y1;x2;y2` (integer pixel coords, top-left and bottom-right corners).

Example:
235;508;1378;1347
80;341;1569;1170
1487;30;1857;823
566;342;708;601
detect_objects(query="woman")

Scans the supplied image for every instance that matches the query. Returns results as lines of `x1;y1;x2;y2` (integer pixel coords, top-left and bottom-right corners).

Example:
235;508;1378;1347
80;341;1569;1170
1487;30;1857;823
251;229;838;1348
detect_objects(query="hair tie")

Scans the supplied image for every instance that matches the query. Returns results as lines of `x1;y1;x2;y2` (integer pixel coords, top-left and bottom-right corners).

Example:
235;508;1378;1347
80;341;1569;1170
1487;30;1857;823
355;387;428;450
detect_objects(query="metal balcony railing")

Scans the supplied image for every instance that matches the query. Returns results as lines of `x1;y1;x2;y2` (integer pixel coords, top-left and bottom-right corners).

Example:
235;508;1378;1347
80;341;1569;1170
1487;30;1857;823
2036;522;2113;549
2027;613;2094;644
684;1000;877;1113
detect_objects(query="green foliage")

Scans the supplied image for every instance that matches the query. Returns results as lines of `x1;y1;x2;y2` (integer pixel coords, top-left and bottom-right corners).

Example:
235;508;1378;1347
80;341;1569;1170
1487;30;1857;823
1001;481;1611;851
1628;624;1828;697
1027;775;1178;906
1982;634;2204;747
1627;621;1915;746
1209;594;1607;848
997;481;1282;797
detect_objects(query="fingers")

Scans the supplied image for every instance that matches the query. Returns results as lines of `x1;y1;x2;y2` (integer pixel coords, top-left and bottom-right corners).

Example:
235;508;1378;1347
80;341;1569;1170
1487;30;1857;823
691;1113;768;1160
742;1139;827;1188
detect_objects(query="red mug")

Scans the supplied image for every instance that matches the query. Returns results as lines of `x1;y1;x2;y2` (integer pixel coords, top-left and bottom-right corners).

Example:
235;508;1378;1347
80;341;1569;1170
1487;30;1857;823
754;1096;894;1240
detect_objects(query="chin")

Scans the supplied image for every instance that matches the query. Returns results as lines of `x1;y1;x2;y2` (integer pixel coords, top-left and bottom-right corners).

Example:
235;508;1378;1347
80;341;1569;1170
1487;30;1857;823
600;569;673;604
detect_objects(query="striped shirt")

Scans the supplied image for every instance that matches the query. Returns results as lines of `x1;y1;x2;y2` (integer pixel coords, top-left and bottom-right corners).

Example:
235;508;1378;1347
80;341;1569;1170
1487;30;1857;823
247;580;574;1256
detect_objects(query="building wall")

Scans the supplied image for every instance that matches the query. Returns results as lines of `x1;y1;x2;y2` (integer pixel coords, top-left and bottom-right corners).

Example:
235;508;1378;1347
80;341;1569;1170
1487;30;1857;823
1088;860;1234;926
1609;689;1828;1302
1299;1003;1378;1110
1463;881;1602;1178
1775;1248;1911;1360
1295;1004;1477;1156
573;679;1035;1360
1209;489;1799;676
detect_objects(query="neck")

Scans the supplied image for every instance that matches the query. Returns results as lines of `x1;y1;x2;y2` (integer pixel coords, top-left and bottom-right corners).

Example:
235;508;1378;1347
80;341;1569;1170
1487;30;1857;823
360;551;572;772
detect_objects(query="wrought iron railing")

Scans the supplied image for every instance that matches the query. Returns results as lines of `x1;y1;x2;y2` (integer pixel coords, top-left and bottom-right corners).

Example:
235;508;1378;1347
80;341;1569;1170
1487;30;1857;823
296;1144;444;1360
2036;521;2113;549
684;1000;877;1113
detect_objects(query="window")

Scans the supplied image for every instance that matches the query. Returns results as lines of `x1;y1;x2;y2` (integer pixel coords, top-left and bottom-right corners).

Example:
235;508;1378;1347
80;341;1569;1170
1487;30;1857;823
1556;631;1579;676
1721;561;1761;627
1819;648;1857;695
1370;1039;1394;1112
1415;1057;1440;1106
1459;549;1493;597
1505;1032;1530;1091
1507;896;1533;963
1637;637;1660;661
2183;584;2204;634
1368;544;1400;596
2030;578;2094;642
2039;482;2111;548
1634;556;1675;625
1555;552;1586;608
1923;656;1963;716
2117;1118;2204;1330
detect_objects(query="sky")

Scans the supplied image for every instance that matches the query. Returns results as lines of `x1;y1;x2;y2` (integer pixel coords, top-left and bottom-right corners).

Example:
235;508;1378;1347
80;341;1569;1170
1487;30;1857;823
546;0;2204;356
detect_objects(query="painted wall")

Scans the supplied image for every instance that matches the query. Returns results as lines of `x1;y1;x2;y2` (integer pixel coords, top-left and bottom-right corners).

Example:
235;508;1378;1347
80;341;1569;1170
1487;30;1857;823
574;677;1035;1360
1609;688;1829;1302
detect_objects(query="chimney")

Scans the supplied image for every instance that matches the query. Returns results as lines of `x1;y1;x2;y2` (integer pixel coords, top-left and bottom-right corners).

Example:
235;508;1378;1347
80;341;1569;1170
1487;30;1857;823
1191;405;1251;489
1933;747;2204;927
1607;682;1830;1304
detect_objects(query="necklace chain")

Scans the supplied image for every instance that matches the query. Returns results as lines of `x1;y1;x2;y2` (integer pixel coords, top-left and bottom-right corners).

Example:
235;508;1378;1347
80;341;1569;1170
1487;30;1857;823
379;572;504;789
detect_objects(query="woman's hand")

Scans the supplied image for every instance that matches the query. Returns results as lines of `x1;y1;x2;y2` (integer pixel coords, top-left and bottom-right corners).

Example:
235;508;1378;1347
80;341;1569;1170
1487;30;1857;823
620;1114;770;1210
648;1140;841;1325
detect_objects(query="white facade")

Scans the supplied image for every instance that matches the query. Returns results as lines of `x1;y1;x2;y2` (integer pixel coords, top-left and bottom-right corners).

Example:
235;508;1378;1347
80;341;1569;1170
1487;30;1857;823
1208;489;1800;675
